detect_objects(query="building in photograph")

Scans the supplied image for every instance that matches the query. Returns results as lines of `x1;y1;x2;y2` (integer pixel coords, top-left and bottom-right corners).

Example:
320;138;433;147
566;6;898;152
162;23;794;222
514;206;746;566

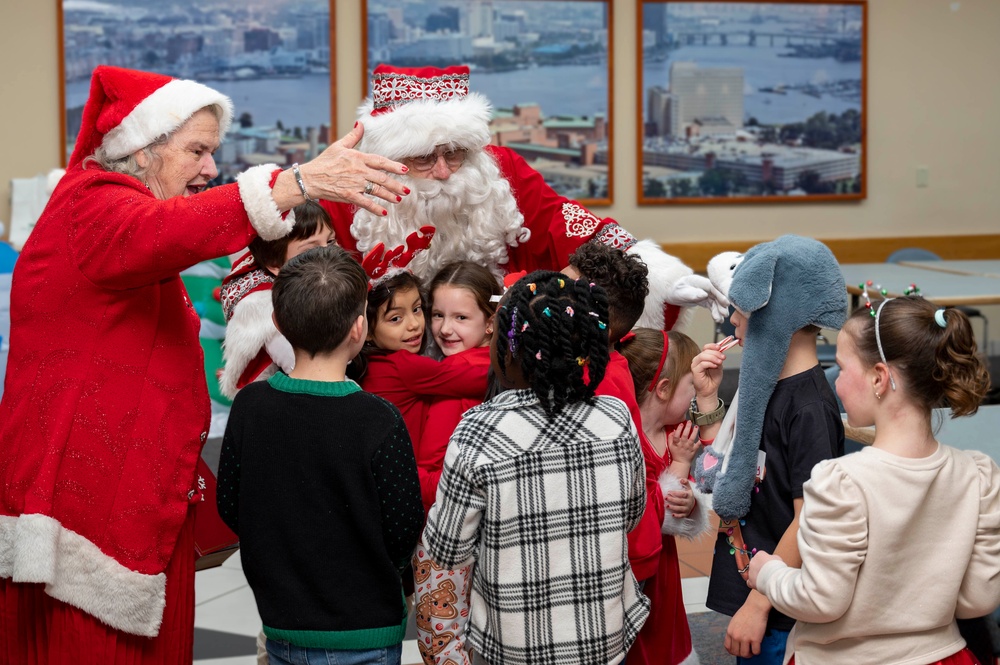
648;62;745;138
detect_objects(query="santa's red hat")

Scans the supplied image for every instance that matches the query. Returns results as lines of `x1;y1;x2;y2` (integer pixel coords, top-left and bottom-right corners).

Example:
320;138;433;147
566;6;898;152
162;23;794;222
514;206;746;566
356;64;492;161
69;65;234;169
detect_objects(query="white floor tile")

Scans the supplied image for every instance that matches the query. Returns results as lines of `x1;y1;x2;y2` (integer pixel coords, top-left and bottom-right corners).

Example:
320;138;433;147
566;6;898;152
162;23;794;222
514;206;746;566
195;583;261;637
193;657;257;665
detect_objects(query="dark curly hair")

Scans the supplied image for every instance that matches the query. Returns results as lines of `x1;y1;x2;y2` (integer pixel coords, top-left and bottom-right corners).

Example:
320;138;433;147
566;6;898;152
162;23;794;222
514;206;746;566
494;270;610;416
845;296;990;417
567;240;649;342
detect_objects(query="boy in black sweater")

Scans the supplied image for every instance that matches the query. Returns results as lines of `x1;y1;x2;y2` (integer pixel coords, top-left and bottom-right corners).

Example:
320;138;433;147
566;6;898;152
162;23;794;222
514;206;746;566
217;245;423;665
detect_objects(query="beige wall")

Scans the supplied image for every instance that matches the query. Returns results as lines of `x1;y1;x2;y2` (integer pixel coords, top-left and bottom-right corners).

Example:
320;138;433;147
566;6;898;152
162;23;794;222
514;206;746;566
2;0;999;246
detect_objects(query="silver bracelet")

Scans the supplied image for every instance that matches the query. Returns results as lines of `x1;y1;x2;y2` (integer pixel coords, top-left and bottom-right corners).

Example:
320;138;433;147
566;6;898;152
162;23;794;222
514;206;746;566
291;162;312;202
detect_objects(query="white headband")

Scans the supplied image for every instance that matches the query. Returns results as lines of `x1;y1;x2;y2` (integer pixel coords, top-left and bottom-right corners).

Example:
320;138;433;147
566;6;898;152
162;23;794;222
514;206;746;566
874;298;897;391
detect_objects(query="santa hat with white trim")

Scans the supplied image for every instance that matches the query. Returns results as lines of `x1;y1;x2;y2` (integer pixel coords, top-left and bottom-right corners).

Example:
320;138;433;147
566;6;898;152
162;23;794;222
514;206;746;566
68;65;234;170
356;64;492;161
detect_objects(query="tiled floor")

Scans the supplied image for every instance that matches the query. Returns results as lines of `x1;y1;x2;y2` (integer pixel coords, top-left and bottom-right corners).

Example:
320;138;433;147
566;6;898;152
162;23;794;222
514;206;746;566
192;522;722;664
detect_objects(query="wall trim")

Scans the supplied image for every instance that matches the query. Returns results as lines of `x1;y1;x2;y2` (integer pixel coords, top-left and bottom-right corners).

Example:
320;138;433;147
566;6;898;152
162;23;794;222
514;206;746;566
662;235;1000;273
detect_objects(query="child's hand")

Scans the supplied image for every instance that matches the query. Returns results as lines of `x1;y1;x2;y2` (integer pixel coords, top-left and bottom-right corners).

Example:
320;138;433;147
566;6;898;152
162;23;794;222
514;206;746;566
668;421;701;465
746;551;783;590
665;477;695;518
691;344;725;401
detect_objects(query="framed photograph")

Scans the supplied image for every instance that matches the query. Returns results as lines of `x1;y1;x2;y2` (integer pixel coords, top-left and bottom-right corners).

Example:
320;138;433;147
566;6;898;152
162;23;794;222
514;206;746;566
59;0;337;184
638;0;866;204
363;0;614;206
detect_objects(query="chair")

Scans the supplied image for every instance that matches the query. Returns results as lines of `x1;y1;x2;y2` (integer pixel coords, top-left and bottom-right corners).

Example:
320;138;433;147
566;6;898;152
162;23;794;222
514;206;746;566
886;248;989;349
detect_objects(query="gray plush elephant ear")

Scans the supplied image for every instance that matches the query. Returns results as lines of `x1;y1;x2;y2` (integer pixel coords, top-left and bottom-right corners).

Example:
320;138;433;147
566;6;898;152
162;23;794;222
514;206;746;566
728;244;778;313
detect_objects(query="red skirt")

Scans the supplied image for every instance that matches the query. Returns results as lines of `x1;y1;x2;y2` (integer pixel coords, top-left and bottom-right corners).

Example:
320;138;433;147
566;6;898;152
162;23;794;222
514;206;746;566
0;507;196;665
789;647;982;665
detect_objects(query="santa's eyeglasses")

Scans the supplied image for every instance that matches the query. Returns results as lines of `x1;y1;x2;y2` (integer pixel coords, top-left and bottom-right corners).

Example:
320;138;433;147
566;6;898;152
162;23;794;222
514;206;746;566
406;148;468;171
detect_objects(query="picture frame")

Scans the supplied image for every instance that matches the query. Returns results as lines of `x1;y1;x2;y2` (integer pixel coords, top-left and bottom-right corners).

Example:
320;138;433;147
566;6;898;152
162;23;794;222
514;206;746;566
638;0;866;204
58;0;337;184
363;0;614;206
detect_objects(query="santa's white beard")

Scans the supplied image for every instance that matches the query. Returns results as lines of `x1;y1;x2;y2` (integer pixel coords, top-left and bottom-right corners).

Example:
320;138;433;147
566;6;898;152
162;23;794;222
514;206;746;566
352;150;529;282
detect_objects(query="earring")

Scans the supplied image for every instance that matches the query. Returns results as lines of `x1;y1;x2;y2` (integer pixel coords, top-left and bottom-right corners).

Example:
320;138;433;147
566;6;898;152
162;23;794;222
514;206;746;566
875;391;881;400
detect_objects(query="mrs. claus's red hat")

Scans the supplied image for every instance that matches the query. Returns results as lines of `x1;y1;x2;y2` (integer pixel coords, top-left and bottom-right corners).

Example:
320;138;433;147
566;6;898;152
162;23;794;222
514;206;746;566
356;64;491;161
69;66;233;169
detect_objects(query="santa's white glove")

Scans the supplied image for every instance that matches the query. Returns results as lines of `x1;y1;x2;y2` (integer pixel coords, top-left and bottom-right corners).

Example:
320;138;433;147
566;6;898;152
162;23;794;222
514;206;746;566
669;274;731;323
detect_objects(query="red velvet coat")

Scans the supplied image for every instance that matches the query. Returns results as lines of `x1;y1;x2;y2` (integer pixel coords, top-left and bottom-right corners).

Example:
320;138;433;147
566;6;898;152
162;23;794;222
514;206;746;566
0;164;283;638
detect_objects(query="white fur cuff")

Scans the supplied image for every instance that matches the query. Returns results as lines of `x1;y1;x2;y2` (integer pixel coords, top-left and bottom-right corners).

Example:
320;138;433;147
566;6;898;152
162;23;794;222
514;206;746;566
0;514;166;637
237;164;294;241
659;471;712;539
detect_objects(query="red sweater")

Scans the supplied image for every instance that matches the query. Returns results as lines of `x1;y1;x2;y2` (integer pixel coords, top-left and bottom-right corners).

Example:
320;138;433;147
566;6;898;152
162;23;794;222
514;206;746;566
416;347;491;512
595;352;666;582
360;350;489;447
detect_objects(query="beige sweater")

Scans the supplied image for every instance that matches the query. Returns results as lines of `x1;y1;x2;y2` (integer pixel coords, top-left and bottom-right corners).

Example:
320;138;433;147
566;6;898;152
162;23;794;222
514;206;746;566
757;444;1000;665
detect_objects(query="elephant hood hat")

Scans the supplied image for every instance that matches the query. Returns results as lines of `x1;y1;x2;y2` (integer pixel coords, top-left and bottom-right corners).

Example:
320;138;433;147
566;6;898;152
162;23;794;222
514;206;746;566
694;235;847;520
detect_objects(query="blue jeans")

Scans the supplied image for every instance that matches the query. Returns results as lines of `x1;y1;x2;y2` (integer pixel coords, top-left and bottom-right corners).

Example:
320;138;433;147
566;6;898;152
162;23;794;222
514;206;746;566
265;639;402;665
735;628;789;665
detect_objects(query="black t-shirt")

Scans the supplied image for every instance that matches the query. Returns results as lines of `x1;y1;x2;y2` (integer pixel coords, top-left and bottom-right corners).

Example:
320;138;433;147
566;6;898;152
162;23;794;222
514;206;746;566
706;364;845;631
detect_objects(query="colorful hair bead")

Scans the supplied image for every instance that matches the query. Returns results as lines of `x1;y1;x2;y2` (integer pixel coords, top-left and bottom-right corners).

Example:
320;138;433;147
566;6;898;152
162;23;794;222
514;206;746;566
507;306;520;354
565;306;574;317
528;283;536;293
557;278;565;288
542;307;552;317
535;350;542;360
597;321;607;330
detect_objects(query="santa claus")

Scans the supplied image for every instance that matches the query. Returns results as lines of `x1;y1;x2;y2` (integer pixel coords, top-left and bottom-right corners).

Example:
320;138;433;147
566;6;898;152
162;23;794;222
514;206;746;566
322;64;709;331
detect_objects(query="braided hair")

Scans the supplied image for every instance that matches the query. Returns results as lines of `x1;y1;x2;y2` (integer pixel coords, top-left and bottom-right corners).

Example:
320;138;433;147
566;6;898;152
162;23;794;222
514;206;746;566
494;270;611;417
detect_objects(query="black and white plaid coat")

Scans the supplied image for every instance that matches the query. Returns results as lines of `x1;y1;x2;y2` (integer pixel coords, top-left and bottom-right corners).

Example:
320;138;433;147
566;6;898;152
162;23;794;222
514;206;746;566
422;389;650;665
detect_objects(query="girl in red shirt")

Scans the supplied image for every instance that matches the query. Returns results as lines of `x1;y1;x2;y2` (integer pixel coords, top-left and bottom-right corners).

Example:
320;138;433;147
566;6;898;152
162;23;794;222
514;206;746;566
419;262;501;512
619;327;727;665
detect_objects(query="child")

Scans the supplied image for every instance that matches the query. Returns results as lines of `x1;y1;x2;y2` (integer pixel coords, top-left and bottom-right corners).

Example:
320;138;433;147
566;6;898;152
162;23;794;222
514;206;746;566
422;270;650;665
695;236;847;664
620;327;726;665
219;200;336;398
216;245;424;665
565;239;692;665
419;261;501;512
747;296;999;665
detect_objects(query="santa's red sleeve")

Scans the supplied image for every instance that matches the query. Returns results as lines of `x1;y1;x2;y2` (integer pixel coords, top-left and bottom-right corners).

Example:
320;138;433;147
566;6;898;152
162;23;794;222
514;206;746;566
488;146;697;331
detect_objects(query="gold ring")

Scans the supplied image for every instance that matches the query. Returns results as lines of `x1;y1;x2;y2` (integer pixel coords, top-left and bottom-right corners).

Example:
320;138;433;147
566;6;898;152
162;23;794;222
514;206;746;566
364;181;374;195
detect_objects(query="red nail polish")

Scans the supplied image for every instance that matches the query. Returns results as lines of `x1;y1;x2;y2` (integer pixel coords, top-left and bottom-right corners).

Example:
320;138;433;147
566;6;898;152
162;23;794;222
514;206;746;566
382;209;388;216
396;195;401;202
401;166;408;173
403;187;411;195
354;121;358;128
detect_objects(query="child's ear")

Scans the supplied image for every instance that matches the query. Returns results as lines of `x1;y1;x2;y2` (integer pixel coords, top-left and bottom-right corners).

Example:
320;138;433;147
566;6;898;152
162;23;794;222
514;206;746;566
349;314;365;344
654;377;672;401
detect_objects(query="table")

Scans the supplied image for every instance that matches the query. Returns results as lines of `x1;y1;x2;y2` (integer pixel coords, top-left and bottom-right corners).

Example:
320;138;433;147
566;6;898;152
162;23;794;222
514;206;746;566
895;259;1000;279
839;263;1000;308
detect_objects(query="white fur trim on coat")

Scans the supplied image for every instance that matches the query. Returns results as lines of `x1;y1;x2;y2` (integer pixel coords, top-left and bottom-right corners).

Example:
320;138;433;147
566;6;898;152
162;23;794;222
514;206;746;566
237;164;294;241
628;239;695;330
102;79;234;160
357;92;492;161
0;514;166;637
658;471;711;539
220;290;291;399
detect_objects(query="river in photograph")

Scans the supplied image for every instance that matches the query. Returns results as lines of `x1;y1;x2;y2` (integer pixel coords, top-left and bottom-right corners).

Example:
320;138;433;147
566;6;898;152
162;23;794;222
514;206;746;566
66;46;858;135
644;42;862;125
